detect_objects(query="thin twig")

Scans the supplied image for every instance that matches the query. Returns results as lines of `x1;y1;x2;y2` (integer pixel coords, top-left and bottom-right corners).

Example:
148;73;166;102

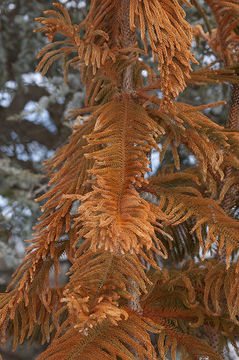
191;0;212;34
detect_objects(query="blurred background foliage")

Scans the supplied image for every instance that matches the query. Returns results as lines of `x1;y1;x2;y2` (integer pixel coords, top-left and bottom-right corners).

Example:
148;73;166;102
0;0;234;358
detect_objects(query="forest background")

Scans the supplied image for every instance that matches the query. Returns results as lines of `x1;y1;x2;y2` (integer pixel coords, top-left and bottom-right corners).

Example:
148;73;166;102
0;0;236;359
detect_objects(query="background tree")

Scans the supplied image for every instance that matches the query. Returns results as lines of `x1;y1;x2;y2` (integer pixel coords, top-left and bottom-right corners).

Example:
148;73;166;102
1;0;239;359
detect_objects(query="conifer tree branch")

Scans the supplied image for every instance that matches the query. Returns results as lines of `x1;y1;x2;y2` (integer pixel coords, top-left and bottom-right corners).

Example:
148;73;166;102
202;2;239;357
120;0;143;319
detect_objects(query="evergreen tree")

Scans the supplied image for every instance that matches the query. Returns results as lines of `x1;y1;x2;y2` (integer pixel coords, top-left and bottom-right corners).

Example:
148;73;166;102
1;1;239;359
